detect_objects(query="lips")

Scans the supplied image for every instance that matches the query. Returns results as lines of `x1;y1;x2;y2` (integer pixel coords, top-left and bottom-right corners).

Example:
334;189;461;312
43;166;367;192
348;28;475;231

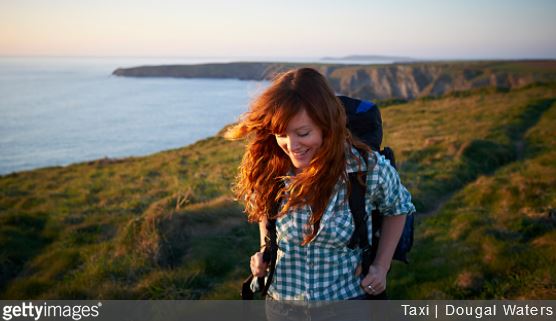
291;148;310;159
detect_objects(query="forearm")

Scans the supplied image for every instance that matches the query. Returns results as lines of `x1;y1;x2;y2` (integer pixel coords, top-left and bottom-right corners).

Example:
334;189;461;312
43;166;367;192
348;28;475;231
251;218;270;278
373;215;406;269
259;217;269;251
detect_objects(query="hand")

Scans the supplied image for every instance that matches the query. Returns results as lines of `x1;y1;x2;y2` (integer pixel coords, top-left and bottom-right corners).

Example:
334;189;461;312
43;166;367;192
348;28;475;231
359;264;388;295
250;251;269;277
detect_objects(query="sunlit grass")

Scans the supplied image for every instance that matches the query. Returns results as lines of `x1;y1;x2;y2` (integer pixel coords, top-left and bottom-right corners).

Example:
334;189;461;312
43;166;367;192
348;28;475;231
388;93;556;299
1;82;555;299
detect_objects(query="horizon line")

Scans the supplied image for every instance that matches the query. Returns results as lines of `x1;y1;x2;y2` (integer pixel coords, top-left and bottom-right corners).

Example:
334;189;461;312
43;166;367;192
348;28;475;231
1;54;556;61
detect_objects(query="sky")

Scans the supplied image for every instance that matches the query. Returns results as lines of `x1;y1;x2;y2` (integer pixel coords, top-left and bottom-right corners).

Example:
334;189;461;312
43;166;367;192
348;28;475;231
1;0;555;60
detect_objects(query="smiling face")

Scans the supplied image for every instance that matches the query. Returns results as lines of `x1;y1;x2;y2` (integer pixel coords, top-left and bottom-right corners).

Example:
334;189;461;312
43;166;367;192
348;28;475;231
275;109;323;173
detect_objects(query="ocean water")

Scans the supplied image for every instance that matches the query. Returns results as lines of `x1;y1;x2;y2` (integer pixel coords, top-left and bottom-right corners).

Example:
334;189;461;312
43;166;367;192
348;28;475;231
0;56;395;175
0;57;270;175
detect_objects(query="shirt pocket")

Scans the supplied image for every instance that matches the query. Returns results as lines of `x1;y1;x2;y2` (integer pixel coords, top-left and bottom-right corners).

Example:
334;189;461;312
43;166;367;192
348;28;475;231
317;207;355;249
276;210;305;247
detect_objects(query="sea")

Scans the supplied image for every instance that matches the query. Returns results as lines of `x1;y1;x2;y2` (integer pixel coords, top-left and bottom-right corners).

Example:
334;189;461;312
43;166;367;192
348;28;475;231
0;56;392;175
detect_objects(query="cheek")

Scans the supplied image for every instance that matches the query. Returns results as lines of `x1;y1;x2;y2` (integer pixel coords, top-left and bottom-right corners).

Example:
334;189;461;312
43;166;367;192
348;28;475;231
311;133;323;149
315;136;323;148
275;137;288;153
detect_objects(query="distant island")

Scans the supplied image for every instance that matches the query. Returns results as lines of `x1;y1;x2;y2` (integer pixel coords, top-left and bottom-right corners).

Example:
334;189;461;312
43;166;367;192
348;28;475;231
321;54;416;62
113;60;556;101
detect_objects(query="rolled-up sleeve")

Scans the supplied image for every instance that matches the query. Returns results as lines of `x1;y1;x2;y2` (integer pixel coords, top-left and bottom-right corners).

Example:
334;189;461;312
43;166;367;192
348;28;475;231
367;152;416;216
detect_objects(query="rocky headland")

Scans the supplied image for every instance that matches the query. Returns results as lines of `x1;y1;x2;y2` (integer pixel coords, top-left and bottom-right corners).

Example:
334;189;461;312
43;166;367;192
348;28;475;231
113;60;556;100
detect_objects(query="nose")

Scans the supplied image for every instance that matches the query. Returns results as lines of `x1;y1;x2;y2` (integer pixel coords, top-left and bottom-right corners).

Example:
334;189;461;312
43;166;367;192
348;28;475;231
285;135;299;151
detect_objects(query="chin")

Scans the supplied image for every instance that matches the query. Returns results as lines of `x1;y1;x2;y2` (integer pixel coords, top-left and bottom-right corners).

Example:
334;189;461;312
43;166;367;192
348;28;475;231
294;163;309;171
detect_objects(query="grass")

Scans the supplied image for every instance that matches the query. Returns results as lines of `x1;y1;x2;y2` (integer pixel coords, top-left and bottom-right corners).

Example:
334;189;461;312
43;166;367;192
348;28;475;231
388;93;556;299
382;84;556;212
0;134;246;298
1;80;555;299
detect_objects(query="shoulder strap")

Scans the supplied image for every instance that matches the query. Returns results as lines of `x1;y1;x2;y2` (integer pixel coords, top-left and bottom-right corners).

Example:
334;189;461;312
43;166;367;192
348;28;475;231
241;184;282;299
347;172;373;275
346;149;374;274
260;182;283;297
347;172;368;250
261;217;277;296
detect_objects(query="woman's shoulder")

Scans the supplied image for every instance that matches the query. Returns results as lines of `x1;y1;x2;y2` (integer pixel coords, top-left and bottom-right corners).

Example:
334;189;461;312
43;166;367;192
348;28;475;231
370;150;392;169
347;146;397;176
369;150;399;181
348;147;399;186
347;146;389;173
346;146;369;173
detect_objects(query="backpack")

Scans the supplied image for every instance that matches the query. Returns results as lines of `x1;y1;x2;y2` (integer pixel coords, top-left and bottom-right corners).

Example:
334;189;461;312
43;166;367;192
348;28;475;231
240;96;415;299
339;95;414;265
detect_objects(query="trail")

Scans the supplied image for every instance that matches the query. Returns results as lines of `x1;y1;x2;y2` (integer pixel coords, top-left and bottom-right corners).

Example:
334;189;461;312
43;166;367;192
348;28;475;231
418;191;457;216
418;98;555;218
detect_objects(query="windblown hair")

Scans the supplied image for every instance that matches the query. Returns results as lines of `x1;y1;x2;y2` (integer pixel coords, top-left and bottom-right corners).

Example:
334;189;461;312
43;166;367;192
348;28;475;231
226;68;368;245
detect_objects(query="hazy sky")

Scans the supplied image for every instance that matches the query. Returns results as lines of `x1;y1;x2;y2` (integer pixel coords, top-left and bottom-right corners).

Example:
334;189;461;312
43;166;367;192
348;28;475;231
1;0;555;59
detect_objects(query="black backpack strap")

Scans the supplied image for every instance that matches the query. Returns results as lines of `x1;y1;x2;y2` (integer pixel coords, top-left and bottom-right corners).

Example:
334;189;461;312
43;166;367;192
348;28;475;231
381;147;397;170
261;217;277;296
346;148;375;275
240;184;282;300
347;171;373;275
347;172;367;250
241;275;255;300
260;180;284;297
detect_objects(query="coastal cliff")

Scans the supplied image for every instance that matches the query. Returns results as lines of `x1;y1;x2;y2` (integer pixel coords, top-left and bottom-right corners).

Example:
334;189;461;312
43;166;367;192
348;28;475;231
113;60;556;100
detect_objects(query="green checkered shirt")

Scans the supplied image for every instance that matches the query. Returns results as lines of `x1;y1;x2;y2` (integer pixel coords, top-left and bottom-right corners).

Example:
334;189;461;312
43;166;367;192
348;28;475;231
267;147;415;300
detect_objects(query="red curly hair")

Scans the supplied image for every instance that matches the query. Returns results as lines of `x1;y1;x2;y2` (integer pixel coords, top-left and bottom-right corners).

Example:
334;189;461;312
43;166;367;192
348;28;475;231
226;67;368;245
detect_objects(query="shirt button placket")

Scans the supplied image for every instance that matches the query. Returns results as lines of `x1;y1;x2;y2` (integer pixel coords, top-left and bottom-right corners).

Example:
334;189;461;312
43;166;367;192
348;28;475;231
307;244;315;300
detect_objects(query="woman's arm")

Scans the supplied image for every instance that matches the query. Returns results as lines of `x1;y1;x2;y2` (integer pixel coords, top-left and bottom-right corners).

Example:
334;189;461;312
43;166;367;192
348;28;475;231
251;217;270;277
259;217;269;250
373;215;406;270
360;151;415;295
359;215;405;295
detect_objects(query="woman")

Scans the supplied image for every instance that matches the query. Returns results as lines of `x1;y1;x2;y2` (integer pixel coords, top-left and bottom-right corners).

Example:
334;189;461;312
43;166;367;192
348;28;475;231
226;67;415;301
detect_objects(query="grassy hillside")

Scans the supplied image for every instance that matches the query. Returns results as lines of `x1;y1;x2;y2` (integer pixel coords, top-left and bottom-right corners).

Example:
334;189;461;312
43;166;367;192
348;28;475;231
386;85;556;299
1;83;555;299
0;137;249;299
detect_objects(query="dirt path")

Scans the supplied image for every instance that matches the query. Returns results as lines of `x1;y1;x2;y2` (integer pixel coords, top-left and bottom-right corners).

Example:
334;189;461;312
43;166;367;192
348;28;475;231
418;191;457;216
